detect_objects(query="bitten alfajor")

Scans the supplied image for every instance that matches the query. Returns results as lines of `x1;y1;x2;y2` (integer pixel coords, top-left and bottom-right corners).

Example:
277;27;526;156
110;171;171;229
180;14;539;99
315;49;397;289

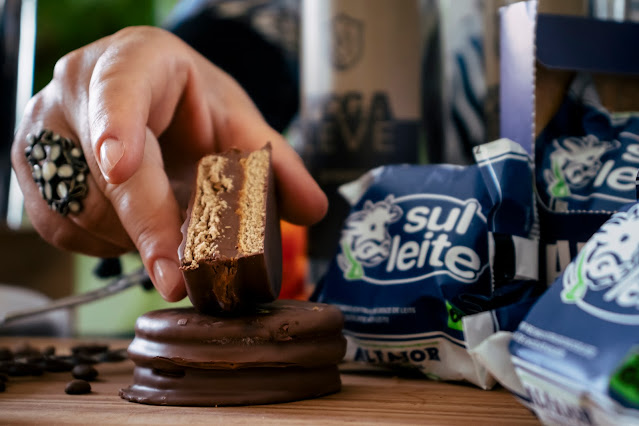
179;143;282;313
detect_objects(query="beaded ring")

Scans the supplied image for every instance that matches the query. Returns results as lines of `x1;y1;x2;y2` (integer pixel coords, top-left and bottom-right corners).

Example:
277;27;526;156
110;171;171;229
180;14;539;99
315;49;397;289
24;130;89;215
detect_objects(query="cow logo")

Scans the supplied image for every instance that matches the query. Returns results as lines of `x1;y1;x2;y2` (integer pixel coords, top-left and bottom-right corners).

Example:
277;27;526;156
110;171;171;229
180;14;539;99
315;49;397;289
544;135;620;199
332;13;364;70
338;196;402;280
561;203;639;324
337;194;488;285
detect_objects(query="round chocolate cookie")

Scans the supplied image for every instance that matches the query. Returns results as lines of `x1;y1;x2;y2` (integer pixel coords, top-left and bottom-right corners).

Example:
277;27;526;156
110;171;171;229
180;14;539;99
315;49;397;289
119;300;346;406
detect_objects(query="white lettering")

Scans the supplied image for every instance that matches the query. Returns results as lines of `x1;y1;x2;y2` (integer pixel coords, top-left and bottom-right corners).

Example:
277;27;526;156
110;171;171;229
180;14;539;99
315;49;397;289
404;202;479;235
429;233;451;267
427;207;460;232
445;246;480;280
593;159;615;188
417;236;431;268
606;166;637;191
404;206;429;233
386;235;401;273
382;199;484;281
396;241;419;271
622;144;639;163
456;202;477;234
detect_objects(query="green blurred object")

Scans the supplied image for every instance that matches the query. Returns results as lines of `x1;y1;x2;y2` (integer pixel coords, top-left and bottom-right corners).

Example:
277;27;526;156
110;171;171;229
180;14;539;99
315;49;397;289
34;0;178;93
74;253;190;337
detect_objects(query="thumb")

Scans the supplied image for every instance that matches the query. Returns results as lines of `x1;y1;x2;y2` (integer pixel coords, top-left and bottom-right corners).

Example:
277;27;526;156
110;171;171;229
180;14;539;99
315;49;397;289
104;128;186;301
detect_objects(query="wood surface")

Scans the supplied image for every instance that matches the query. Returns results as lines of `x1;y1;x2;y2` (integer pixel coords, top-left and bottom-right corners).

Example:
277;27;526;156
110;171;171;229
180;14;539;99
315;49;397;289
0;337;539;425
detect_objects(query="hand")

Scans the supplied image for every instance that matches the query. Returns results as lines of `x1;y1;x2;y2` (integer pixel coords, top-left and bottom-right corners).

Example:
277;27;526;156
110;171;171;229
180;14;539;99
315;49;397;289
11;26;327;302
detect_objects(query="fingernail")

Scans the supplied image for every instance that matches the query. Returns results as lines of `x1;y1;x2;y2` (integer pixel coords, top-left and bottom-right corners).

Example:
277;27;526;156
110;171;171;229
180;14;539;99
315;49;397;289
99;138;124;177
152;258;182;301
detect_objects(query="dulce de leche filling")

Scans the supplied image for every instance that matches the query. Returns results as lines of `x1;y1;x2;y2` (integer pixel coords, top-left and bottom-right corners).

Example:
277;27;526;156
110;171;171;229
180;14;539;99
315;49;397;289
181;155;232;268
182;148;269;269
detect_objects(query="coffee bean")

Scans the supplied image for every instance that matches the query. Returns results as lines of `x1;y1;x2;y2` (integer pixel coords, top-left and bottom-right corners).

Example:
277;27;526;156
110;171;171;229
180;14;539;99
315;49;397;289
72;364;98;381
93;257;122;278
13;343;40;358
0;341;126;395
72;353;99;365
43;357;74;373
98;349;128;363
7;363;29;376
30;365;44;376
71;344;109;356
24;355;45;364
8;362;43;377
0;347;13;361
65;379;91;395
42;346;56;356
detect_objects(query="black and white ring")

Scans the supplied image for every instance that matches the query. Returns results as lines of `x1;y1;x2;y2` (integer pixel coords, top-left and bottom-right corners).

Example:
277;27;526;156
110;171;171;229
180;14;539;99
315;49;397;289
24;129;88;215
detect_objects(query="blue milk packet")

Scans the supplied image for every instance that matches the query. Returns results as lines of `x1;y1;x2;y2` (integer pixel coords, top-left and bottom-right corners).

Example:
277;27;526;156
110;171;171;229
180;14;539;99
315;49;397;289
312;139;542;388
536;74;639;213
510;201;639;425
536;74;639;285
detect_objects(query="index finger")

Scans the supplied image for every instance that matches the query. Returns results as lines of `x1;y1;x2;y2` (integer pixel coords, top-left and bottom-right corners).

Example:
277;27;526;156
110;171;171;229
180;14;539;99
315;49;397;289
87;26;327;225
87;27;212;185
103;128;186;301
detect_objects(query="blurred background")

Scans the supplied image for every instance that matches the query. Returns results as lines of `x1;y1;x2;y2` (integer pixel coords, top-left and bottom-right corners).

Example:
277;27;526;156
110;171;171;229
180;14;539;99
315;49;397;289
1;0;637;337
0;0;181;336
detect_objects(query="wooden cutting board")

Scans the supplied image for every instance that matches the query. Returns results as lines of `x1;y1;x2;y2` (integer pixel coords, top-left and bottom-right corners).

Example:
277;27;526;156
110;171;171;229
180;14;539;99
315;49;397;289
0;337;539;425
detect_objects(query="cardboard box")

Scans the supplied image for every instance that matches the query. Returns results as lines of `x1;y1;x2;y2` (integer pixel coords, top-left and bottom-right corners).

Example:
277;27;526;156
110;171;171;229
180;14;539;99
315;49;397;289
500;1;639;285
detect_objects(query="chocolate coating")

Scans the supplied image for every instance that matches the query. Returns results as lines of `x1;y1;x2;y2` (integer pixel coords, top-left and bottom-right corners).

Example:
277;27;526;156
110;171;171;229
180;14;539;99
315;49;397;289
179;144;282;313
120;365;341;406
120;300;347;406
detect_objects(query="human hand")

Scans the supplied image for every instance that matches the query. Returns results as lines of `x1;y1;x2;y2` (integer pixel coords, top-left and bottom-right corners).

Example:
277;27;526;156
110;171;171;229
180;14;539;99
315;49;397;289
11;26;327;302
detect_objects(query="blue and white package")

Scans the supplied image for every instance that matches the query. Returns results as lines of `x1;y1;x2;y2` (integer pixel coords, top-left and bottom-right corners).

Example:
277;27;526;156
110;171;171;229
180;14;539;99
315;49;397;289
536;74;639;213
312;139;542;388
510;201;639;425
536;74;639;284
